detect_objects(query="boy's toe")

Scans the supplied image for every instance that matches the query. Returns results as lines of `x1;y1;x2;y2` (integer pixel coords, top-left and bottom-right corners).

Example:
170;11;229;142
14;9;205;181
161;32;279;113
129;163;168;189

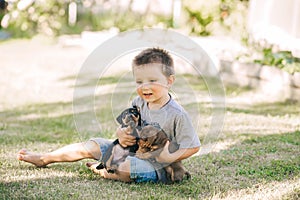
17;154;24;161
18;148;27;155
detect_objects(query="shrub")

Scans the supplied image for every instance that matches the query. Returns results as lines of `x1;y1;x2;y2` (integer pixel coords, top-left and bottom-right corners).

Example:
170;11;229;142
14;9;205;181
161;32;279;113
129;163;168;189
237;38;300;74
182;0;248;37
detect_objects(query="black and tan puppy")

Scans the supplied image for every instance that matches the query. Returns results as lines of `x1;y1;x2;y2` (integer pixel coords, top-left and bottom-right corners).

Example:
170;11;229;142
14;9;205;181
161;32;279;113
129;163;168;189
136;125;191;183
96;106;141;173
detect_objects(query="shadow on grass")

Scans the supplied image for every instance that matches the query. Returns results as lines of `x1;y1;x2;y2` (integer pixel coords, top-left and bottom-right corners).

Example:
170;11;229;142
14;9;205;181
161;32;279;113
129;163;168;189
226;100;300;117
0;89;128;146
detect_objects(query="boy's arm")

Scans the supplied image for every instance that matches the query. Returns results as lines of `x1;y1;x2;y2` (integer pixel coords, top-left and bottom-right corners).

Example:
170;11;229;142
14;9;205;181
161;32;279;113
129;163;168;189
156;141;200;163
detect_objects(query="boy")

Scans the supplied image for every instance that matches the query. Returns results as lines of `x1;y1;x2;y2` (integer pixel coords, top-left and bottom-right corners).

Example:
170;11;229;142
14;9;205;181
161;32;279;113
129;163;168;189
17;48;201;183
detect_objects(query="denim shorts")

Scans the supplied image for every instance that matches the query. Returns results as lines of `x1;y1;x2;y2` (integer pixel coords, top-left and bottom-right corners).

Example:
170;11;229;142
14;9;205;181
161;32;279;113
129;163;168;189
90;138;158;183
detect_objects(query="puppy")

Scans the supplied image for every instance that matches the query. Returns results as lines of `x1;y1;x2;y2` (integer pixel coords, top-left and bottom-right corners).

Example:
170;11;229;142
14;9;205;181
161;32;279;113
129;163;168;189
136;125;191;183
96;106;141;173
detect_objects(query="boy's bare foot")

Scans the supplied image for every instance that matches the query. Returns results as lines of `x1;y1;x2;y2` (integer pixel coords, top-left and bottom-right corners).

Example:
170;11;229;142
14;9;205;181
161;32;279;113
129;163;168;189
86;162;106;177
17;149;47;167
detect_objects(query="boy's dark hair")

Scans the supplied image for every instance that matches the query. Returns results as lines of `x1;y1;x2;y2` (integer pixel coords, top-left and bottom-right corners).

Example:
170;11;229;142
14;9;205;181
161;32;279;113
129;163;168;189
132;48;175;76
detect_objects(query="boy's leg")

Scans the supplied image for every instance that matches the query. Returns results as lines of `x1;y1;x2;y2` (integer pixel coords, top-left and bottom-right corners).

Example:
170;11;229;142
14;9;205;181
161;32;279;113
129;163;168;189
17;140;101;167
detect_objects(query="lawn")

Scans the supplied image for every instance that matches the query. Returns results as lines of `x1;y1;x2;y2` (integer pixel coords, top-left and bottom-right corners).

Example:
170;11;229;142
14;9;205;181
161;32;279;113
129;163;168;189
0;67;299;199
0;36;300;200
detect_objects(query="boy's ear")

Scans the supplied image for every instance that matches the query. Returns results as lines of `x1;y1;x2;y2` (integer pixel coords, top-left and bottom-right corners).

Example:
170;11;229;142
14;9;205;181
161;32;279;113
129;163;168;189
167;75;175;86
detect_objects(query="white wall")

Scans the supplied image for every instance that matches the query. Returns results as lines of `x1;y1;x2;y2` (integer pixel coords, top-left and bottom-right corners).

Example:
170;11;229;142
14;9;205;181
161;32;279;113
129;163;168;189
247;0;300;52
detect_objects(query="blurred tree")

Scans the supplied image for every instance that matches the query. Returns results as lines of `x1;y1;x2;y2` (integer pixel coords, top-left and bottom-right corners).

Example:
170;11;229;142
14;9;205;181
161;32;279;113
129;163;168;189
1;0;174;38
2;0;67;37
183;0;248;37
0;0;8;29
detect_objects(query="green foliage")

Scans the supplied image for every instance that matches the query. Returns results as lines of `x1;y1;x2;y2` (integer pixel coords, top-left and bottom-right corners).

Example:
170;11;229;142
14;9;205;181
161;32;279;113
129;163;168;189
4;0;67;37
71;7;172;34
185;7;214;36
3;0;249;38
3;0;173;38
183;0;248;37
254;48;300;74
238;38;300;74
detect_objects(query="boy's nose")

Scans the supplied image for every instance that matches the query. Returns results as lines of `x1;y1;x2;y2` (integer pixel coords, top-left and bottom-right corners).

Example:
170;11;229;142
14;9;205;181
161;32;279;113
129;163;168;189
139;83;151;89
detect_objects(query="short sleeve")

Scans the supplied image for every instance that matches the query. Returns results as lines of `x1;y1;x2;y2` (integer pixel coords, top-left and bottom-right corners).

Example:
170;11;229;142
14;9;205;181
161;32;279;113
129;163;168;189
174;111;201;149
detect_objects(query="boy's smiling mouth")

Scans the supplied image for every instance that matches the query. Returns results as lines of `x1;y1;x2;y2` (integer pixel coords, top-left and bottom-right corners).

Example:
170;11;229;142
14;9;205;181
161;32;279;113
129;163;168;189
143;92;153;98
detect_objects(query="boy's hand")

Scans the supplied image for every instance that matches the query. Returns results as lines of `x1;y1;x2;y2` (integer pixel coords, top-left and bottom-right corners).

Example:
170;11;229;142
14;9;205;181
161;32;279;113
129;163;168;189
156;141;172;163
116;126;136;147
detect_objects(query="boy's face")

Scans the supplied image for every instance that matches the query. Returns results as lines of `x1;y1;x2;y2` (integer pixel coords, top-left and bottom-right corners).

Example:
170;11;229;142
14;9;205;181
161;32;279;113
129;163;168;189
133;63;174;106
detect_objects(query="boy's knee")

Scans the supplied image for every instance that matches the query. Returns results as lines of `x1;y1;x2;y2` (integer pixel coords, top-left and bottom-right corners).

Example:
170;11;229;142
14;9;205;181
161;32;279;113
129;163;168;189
119;160;130;173
83;140;101;160
118;160;131;182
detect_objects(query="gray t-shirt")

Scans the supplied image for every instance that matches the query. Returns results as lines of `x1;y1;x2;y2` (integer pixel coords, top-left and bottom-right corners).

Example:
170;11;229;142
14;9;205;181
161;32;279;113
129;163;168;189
132;95;201;149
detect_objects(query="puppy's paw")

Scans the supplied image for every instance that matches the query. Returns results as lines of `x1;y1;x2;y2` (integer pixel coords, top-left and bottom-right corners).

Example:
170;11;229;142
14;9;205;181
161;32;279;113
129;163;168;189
86;162;106;177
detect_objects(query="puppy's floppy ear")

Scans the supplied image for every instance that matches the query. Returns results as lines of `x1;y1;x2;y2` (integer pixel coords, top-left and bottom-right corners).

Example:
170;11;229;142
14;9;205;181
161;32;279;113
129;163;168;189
147;135;157;146
155;130;169;145
116;109;128;125
116;113;123;124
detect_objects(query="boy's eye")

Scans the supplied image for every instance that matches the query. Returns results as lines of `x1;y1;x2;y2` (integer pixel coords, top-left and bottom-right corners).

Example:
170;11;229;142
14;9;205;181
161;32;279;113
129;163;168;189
150;80;156;82
136;81;142;85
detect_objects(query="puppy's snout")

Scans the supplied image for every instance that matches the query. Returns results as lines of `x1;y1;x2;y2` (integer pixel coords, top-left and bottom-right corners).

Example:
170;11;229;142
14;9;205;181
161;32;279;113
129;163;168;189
123;114;133;123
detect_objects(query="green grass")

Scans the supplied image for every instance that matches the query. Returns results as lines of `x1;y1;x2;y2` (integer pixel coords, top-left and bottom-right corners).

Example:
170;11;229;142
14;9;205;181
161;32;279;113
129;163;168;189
1;74;300;199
